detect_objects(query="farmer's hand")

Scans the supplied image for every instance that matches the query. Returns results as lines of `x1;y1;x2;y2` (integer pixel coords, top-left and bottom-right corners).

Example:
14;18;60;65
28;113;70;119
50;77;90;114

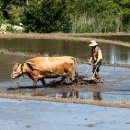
88;61;92;65
88;57;92;65
94;62;98;67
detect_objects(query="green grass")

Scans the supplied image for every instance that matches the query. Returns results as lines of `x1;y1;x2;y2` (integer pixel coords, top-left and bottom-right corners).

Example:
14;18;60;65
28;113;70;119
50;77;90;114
71;13;130;33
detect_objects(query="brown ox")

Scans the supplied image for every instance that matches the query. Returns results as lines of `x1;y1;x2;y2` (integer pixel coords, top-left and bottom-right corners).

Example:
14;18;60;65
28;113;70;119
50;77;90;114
11;56;78;89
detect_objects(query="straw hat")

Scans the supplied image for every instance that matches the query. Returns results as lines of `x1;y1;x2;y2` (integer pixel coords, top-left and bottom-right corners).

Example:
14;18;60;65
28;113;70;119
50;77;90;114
89;40;98;46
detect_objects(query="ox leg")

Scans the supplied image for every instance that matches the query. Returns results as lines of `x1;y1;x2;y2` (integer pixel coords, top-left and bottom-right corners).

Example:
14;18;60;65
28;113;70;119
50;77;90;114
60;76;66;85
68;71;78;85
67;69;76;84
67;75;78;85
61;76;66;82
33;79;38;95
67;72;75;84
40;78;47;87
40;78;47;96
72;76;78;85
33;80;38;89
69;77;75;84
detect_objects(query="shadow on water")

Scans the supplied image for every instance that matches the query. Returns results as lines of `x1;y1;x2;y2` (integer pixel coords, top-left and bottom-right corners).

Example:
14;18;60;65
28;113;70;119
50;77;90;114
7;85;43;90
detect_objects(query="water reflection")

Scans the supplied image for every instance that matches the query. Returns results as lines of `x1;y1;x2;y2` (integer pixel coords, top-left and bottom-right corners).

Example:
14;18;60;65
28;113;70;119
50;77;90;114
0;38;130;64
61;89;79;98
93;90;102;101
102;44;130;64
56;89;102;101
54;88;102;101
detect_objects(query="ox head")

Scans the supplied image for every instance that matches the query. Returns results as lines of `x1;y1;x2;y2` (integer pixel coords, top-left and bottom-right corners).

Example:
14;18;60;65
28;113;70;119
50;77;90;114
11;61;36;79
11;63;23;79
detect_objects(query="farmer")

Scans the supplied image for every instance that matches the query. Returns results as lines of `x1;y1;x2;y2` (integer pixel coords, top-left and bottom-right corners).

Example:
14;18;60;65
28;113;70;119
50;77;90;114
88;40;103;79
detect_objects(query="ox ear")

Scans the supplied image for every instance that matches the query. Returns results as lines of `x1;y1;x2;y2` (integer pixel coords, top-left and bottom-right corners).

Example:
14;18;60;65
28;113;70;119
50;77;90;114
26;61;36;66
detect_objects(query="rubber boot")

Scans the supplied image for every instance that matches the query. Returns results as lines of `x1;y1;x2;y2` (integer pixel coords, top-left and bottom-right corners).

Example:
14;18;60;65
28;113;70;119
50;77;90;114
95;73;100;79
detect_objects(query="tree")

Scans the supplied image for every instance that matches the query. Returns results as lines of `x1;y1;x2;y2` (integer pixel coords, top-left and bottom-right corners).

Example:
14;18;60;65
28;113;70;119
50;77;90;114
22;0;72;33
24;0;29;6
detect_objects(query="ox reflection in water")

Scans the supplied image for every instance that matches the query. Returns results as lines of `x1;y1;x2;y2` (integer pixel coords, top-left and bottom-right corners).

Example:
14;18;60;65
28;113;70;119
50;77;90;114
11;56;78;89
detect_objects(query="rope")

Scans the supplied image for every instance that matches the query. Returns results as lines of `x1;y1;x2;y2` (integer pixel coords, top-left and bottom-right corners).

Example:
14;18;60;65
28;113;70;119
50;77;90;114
45;57;53;72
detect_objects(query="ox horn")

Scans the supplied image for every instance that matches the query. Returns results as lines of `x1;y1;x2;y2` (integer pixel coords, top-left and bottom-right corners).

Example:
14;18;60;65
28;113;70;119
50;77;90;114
26;61;36;66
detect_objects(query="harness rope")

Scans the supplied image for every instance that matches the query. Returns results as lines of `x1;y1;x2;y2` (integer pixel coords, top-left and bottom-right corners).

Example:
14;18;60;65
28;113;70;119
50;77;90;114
45;57;53;72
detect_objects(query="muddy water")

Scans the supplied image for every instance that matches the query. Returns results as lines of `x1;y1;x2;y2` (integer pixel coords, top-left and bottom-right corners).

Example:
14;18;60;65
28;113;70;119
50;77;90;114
0;38;130;102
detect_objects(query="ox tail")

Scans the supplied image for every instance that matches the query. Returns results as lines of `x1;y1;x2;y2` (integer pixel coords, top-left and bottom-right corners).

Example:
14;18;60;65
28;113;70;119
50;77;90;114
71;57;78;83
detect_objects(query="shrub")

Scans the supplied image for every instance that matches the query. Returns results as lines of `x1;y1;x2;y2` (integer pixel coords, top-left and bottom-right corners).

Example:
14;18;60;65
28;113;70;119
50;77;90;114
22;0;72;33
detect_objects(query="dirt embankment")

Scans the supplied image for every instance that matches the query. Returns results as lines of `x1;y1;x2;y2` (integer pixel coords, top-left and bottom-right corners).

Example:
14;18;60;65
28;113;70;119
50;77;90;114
0;92;130;109
0;32;130;47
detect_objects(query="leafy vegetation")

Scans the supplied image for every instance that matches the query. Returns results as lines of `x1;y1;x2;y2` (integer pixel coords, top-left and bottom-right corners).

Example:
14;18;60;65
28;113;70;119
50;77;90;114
0;0;130;33
22;0;72;33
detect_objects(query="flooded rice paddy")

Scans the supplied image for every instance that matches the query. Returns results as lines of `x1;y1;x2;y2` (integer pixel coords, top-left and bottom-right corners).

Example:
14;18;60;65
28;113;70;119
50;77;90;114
0;37;130;103
1;98;130;130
